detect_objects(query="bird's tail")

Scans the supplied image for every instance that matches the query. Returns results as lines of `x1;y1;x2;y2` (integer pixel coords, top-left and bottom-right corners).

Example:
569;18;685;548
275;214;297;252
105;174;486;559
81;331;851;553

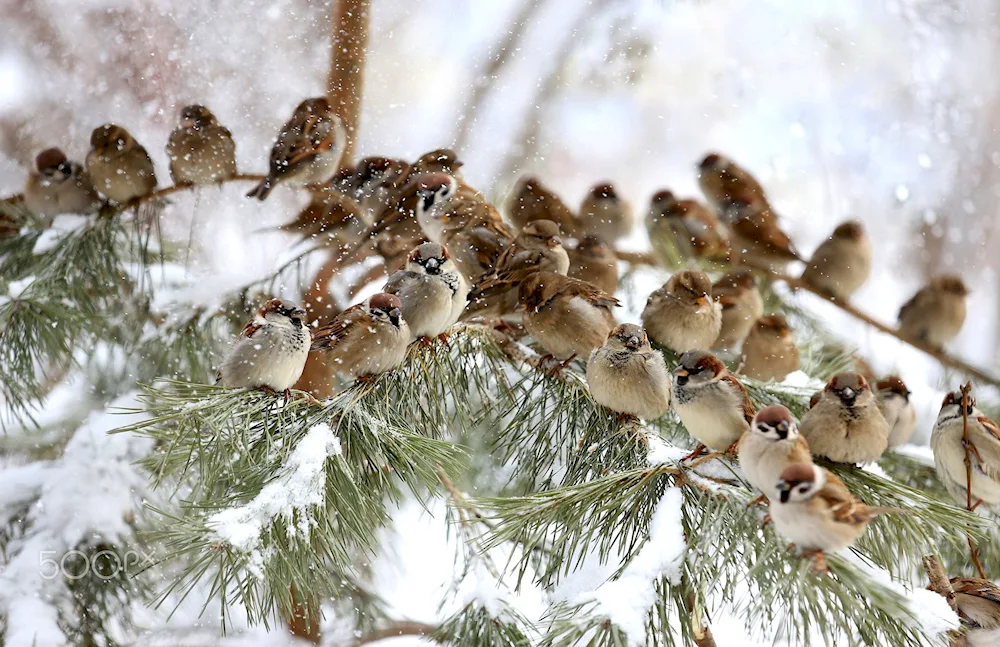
247;177;274;201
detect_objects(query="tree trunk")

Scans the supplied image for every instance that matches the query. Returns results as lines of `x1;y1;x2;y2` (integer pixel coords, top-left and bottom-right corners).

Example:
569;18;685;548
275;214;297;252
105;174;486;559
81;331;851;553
326;0;370;165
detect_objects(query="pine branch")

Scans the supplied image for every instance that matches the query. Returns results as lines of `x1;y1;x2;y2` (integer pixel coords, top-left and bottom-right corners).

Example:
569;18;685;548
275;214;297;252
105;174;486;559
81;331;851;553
923;554;967;647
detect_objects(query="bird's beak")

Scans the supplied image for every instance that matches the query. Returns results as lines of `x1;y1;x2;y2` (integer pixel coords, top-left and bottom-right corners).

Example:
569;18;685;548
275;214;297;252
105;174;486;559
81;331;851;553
292;307;307;318
673;367;689;377
696;296;711;309
388;308;402;327
548;236;562;248
777;483;791;504
625;335;641;350
424;257;440;273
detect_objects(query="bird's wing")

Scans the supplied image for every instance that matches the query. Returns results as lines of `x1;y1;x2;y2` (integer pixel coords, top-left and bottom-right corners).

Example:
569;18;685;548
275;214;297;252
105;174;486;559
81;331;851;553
310;304;364;351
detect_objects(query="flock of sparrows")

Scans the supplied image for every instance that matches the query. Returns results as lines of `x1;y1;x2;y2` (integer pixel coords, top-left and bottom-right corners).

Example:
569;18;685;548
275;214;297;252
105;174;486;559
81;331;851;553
18;97;996;602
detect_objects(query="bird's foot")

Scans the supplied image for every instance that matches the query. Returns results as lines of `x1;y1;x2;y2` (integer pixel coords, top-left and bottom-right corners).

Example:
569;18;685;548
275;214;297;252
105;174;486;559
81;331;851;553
283;388;292;404
724;439;741;460
681;444;708;463
687;451;725;468
760;513;772;527
258;385;279;398
356;374;377;385
543;354;576;377
615;412;639;425
418;336;436;349
747;494;769;508
962;438;985;465
296;392;325;407
437;332;451;349
802;550;829;574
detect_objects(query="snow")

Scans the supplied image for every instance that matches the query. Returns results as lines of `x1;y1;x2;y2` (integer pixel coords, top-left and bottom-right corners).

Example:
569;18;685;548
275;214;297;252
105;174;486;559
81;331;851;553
31;213;92;254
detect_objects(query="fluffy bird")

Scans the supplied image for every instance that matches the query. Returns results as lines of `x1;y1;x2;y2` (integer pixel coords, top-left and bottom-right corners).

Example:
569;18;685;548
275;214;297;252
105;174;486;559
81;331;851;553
507;176;576;235
641;271;722;354
697;152;771;219
578;182;632;242
950;577;1000;647
897;275;969;347
646;190;729;264
672;350;756;453
586;323;671;420
771;462;899;569
568;235;619;295
739;314;800;382
86;124;157;204
217;299;310;399
517;271;619;360
799;372;888;464
23;148;100;221
465;219;569;320
247;97;346;200
876;376;917;448
384;243;468;340
930;391;1000;509
712;270;763;351
800;220;871;301
310;293;411;386
368;172;459;272
728;203;801;272
166;105;237;186
738;404;812;498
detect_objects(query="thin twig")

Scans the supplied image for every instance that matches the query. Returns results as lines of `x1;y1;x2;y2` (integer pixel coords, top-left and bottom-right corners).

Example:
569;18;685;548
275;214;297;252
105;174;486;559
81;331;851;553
960;382;987;579
922;554;968;647
108;173;265;216
351;620;438;646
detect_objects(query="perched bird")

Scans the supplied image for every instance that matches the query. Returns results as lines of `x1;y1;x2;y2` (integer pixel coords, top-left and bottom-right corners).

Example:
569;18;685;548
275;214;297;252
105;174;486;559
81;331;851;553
368;172;459;272
672;350;756;453
697;152;771;219
464;219;569;320
930;391;1000;509
439;207;517;286
280;191;367;250
310;293;411;387
384;242;469;340
646;189;729;265
86;124;157;204
739;314;800;382
166;105;237;186
507;176;576;235
217;299;310;399
800;220;871;301
641;271;722;354
577;182;632;242
397;148;465;187
568;235;619;295
247;97;346;200
738;405;812;498
517;271;619;360
728;203;801;272
876;376;917;448
23;148;100;221
897;276;969;347
711;270;763;351
586;323;671;420
799;373;888;464
950;577;1000;646
771;462;899;569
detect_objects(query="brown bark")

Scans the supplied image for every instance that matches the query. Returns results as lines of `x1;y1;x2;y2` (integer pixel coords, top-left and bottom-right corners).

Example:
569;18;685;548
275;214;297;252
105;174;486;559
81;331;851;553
922;554;968;647
326;0;371;165
286;584;321;643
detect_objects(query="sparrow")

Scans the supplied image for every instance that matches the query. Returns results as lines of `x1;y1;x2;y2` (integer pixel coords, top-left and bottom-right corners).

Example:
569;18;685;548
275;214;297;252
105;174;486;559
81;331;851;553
771;462;899;567
86;124;157;204
799;372;889;464
672;350;756;453
165;105;237;186
577;182;632;242
343;156;410;222
367;172;459;272
507;176;576;235
697;152;771;219
739;314;800;382
439;209;517;286
310;292;411;386
517;271;619;360
876;376;917;448
800;220;871;301
23;148;101;222
640;270;722;354
567;234;619;295
950;577;1000;643
217;299;310;399
711;270;763;351
930;390;1000;510
646;189;729;265
897;275;969;347
586;323;671;420
738;404;812;498
728;202;802;272
384;242;469;340
247;97;347;200
280;191;367;250
464;219;569;321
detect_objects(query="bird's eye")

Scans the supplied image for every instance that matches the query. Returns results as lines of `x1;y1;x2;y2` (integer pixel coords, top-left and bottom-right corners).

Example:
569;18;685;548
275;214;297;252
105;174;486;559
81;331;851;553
798;484;810;493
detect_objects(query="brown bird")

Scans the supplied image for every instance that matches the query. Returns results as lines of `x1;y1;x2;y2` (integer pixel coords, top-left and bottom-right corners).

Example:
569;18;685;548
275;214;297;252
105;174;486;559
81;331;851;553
931;391;1000;510
440;208;517;286
712;270;763;351
646;189;729;265
166;105;237;186
464;219;569;321
280;191;367;251
568;235;619;295
23;148;101;222
587;323;671;421
739;314;800;382
876;376;916;448
367;172;459;272
728;203;801;272
897;275;968;347
86;124;157;204
697;152;771;219
507;176;576;235
578;182;632;242
950;577;1000;642
800;372;889;464
641;270;721;353
247;97;346;200
801;220;872;301
739;404;813;498
672;350;756;453
517;271;619;360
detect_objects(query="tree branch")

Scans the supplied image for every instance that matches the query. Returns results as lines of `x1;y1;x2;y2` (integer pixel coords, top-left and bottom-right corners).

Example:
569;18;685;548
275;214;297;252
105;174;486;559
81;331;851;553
350;620;438;646
922;554;967;647
326;0;371;164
